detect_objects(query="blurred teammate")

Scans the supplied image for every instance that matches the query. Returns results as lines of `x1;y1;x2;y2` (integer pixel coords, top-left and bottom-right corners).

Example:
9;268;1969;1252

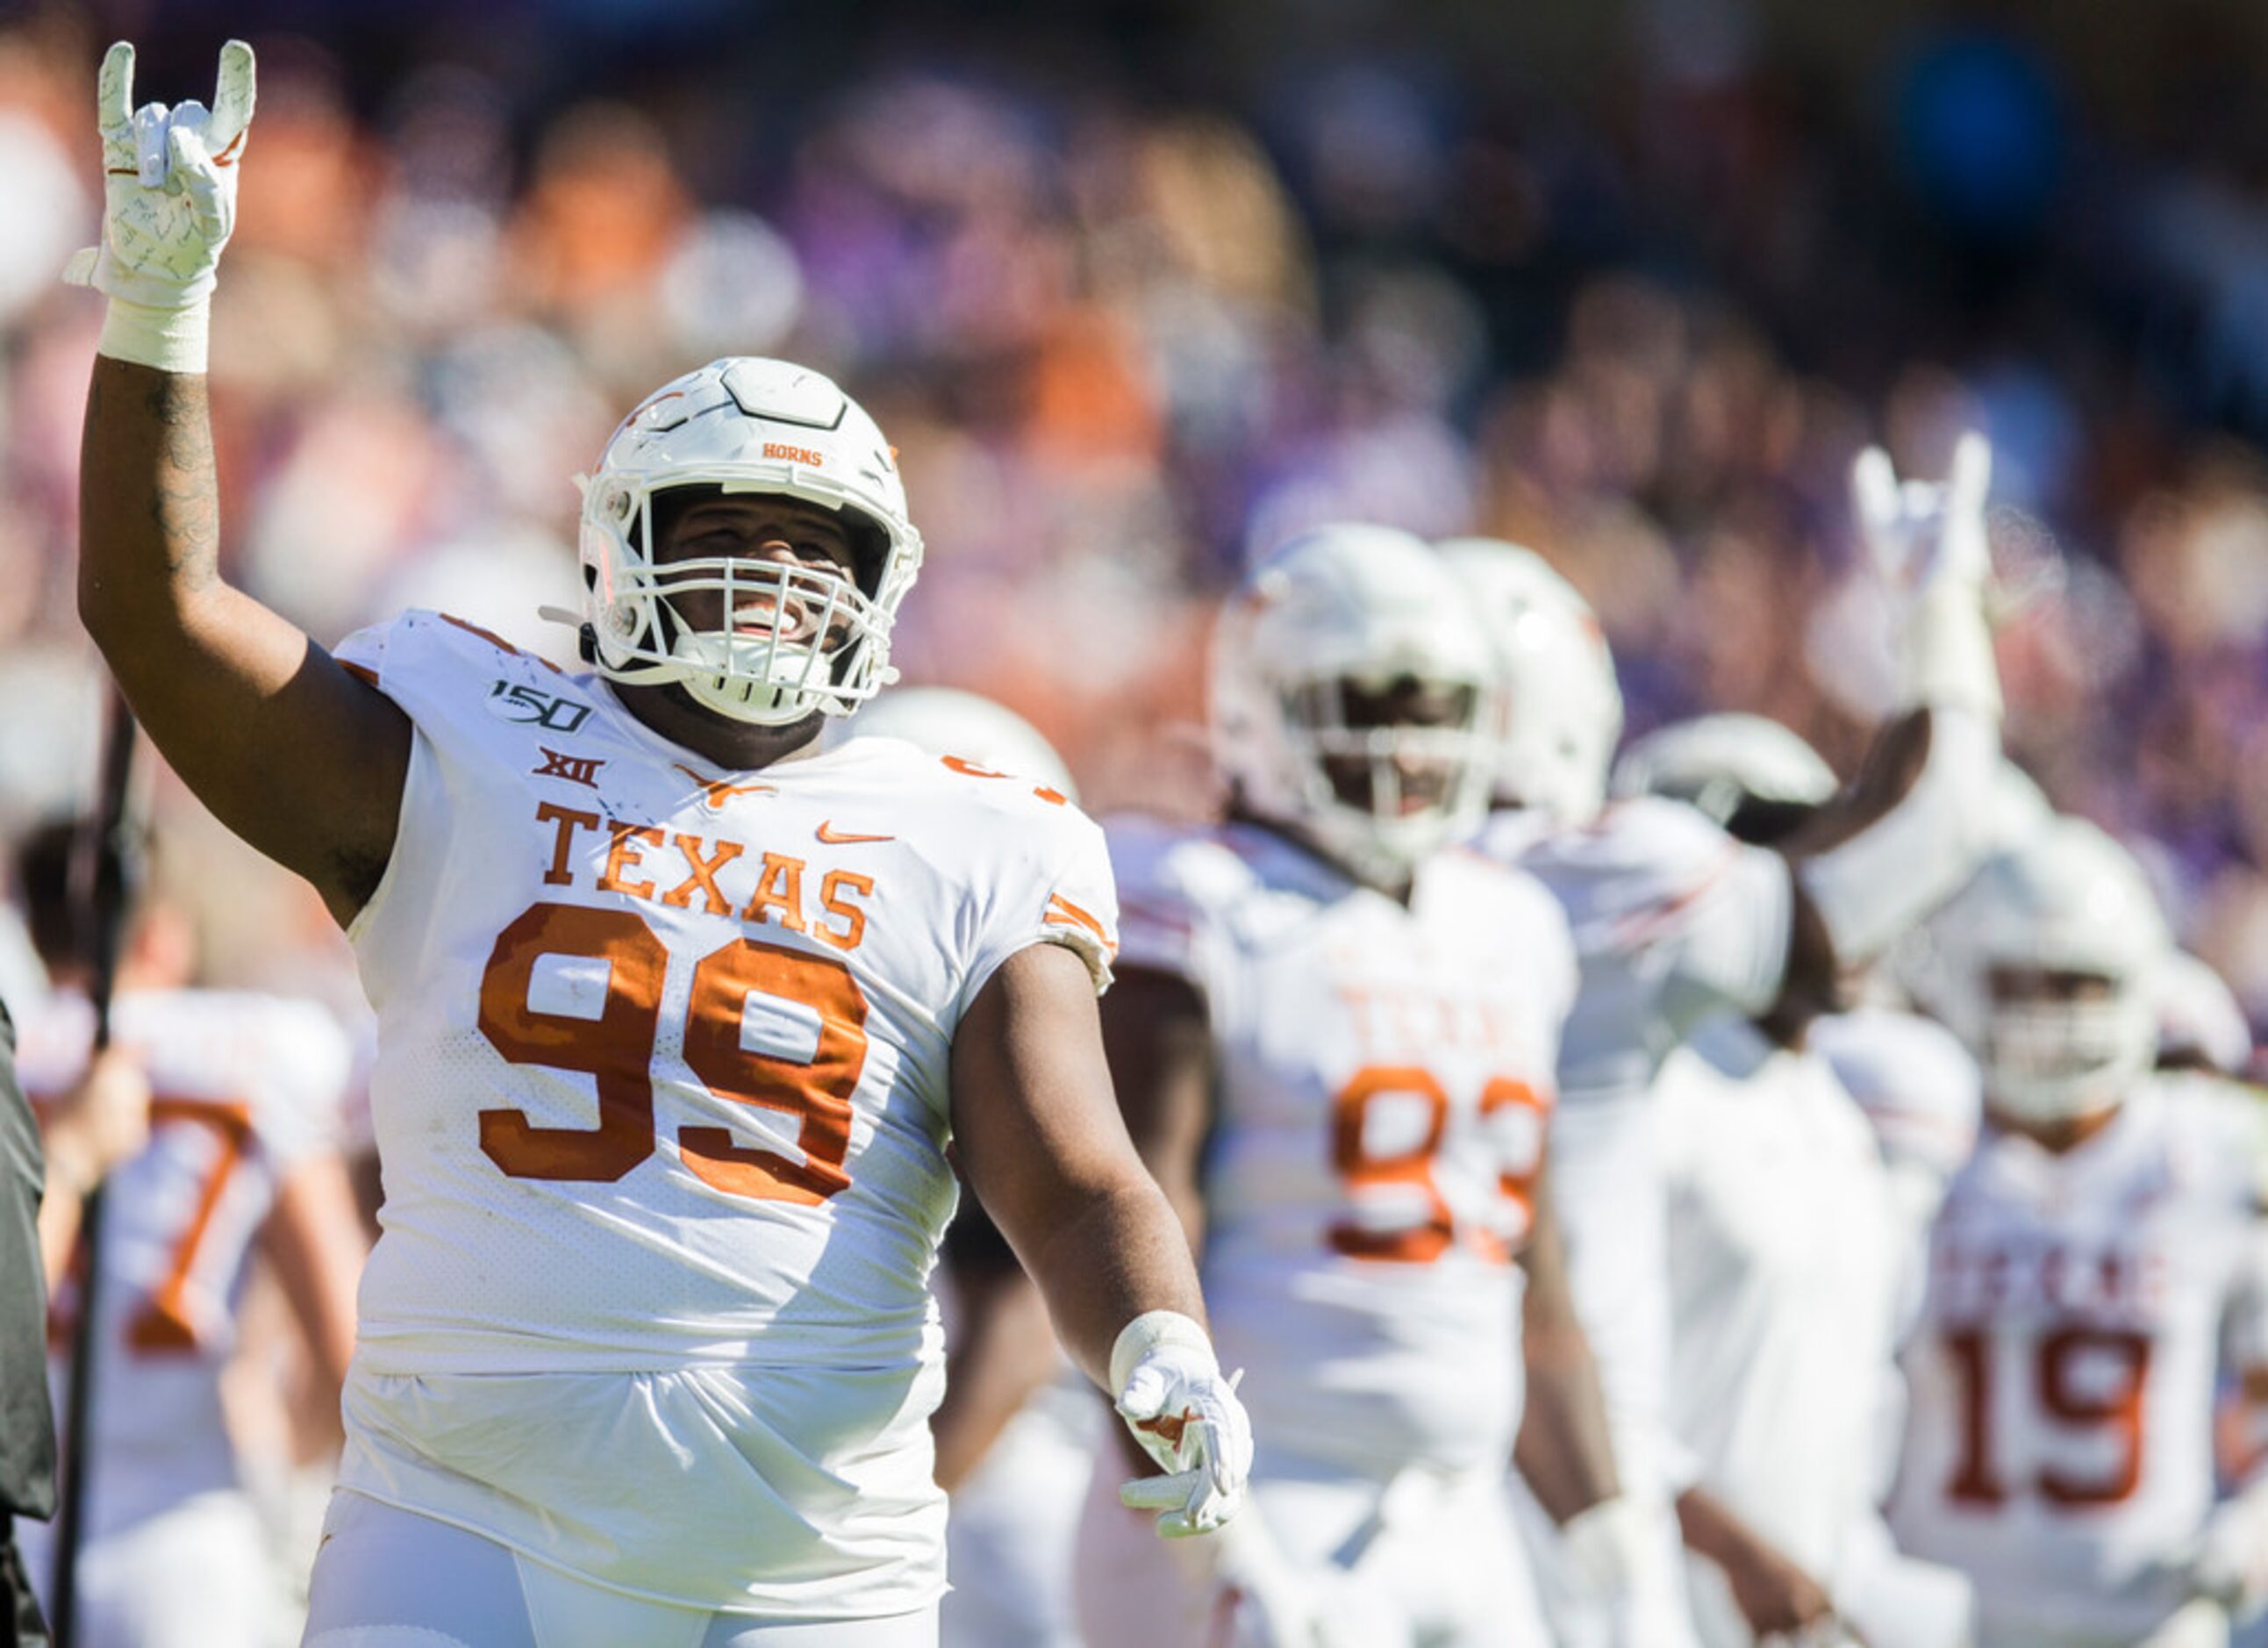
1623;715;1977;1647
9;821;364;1648
1077;525;1635;1646
69;40;1248;1645
834;688;1097;1648
1889;820;2268;1646
1445;434;2006;1639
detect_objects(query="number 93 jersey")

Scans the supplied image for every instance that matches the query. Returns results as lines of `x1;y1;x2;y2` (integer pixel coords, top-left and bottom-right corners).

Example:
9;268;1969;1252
1886;1076;2268;1644
330;613;1116;1609
1110;817;1576;1478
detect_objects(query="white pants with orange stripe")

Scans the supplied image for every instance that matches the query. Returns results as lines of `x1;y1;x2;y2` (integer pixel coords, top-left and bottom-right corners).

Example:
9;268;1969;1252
1073;1442;1549;1648
302;1492;939;1648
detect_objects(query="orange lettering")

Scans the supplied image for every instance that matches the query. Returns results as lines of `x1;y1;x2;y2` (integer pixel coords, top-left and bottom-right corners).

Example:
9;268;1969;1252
537;802;602;887
818;871;874;951
598;821;665;900
741;853;809;933
662;834;745;915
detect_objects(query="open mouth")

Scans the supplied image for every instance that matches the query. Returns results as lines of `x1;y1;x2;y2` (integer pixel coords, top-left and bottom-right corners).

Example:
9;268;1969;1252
731;593;819;646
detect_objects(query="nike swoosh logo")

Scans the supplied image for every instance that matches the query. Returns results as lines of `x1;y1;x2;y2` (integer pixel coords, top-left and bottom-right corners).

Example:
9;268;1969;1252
817;821;896;845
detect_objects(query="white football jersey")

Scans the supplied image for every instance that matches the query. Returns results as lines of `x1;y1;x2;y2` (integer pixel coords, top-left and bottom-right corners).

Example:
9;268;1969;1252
1111;817;1575;1477
330;611;1117;1617
1813;1006;1984;1228
1474;797;1792;1507
15;986;350;1535
1656;1019;1907;1640
1887;1077;2268;1644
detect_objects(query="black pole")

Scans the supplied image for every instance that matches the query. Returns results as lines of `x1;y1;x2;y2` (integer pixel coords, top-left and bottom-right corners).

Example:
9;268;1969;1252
49;694;139;1648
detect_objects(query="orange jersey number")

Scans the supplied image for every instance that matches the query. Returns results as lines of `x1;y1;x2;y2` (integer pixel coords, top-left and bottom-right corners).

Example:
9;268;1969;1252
1327;1066;1547;1265
46;1096;255;1356
1944;1325;2153;1509
477;900;865;1202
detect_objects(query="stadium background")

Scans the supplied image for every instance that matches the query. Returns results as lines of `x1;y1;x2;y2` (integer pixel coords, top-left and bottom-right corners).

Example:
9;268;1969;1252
1;0;2266;1046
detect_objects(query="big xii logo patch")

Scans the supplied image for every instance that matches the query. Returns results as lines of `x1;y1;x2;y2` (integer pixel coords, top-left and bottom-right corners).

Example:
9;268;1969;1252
489;679;595;734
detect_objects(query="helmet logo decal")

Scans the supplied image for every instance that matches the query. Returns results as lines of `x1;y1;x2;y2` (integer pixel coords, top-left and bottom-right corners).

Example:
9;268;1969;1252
762;442;825;466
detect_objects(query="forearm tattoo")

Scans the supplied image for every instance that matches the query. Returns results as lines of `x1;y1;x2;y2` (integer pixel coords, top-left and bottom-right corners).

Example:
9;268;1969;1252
145;369;221;591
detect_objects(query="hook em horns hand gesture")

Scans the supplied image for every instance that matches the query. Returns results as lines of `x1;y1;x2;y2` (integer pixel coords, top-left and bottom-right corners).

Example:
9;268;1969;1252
1849;432;2004;721
62;40;256;372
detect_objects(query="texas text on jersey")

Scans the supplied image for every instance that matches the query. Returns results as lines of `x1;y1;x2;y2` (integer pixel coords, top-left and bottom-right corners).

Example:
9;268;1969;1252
331;609;1117;1617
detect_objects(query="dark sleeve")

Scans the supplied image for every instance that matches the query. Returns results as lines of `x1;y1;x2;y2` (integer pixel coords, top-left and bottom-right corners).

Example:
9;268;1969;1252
0;1003;55;1520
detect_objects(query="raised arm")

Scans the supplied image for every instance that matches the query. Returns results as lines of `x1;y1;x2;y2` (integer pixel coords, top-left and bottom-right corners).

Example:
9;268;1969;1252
950;942;1249;1537
1764;436;2007;1021
72;42;408;925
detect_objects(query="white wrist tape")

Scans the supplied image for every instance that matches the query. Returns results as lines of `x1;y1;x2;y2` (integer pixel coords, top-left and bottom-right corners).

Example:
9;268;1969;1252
1110;1308;1215;1394
97;293;211;376
1560;1495;1662;1597
1799;707;1999;964
1903;578;2001;720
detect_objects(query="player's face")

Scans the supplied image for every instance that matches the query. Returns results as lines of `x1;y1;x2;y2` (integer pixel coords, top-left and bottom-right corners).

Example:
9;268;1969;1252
1313;674;1477;815
653;495;858;649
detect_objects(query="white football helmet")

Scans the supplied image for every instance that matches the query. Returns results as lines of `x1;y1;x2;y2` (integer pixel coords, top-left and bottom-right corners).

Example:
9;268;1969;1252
1435;537;1623;827
1213;524;1496;890
1917;818;2169;1126
2152;949;2253;1074
1609;713;1837;829
576;356;921;725
830;685;1077;803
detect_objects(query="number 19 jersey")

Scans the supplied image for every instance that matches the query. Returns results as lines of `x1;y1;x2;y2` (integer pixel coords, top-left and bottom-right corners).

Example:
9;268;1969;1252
331;611;1118;1616
1886;1078;2268;1644
1111;818;1576;1478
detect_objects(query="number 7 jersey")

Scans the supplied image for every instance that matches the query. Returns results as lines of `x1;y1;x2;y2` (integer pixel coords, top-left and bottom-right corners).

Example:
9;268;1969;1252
1886;1076;2268;1644
339;611;1116;1372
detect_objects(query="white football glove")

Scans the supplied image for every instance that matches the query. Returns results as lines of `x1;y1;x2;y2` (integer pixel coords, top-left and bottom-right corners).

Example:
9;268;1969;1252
1111;1309;1253;1538
1560;1496;1697;1648
2186;1478;2268;1623
62;39;255;372
1850;433;2003;720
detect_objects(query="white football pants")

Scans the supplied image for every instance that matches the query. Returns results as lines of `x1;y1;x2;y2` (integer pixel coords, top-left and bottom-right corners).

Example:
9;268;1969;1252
941;1381;1095;1648
302;1491;940;1648
1074;1443;1550;1648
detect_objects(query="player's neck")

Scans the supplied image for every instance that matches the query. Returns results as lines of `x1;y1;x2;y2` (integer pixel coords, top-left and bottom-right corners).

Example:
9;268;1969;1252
612;681;826;773
1998;1100;2121;1154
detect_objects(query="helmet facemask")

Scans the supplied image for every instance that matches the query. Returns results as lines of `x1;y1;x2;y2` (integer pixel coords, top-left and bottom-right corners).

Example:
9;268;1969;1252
1981;964;2157;1126
1270;671;1492;890
591;484;895;727
576;356;922;728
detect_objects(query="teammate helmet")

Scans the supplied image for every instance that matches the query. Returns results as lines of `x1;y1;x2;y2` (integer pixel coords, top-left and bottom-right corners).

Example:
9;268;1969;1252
1213;524;1496;889
1917;818;2169;1126
831;686;1078;803
576;357;922;726
1435;538;1623;828
2151;949;2253;1075
1609;713;1838;836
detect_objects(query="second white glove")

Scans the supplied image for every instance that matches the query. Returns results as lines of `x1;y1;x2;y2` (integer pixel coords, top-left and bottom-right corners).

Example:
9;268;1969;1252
1111;1309;1254;1538
1849;433;2002;720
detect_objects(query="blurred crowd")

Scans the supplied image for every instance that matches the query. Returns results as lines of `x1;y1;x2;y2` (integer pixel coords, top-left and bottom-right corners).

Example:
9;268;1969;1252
2;0;2268;1038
